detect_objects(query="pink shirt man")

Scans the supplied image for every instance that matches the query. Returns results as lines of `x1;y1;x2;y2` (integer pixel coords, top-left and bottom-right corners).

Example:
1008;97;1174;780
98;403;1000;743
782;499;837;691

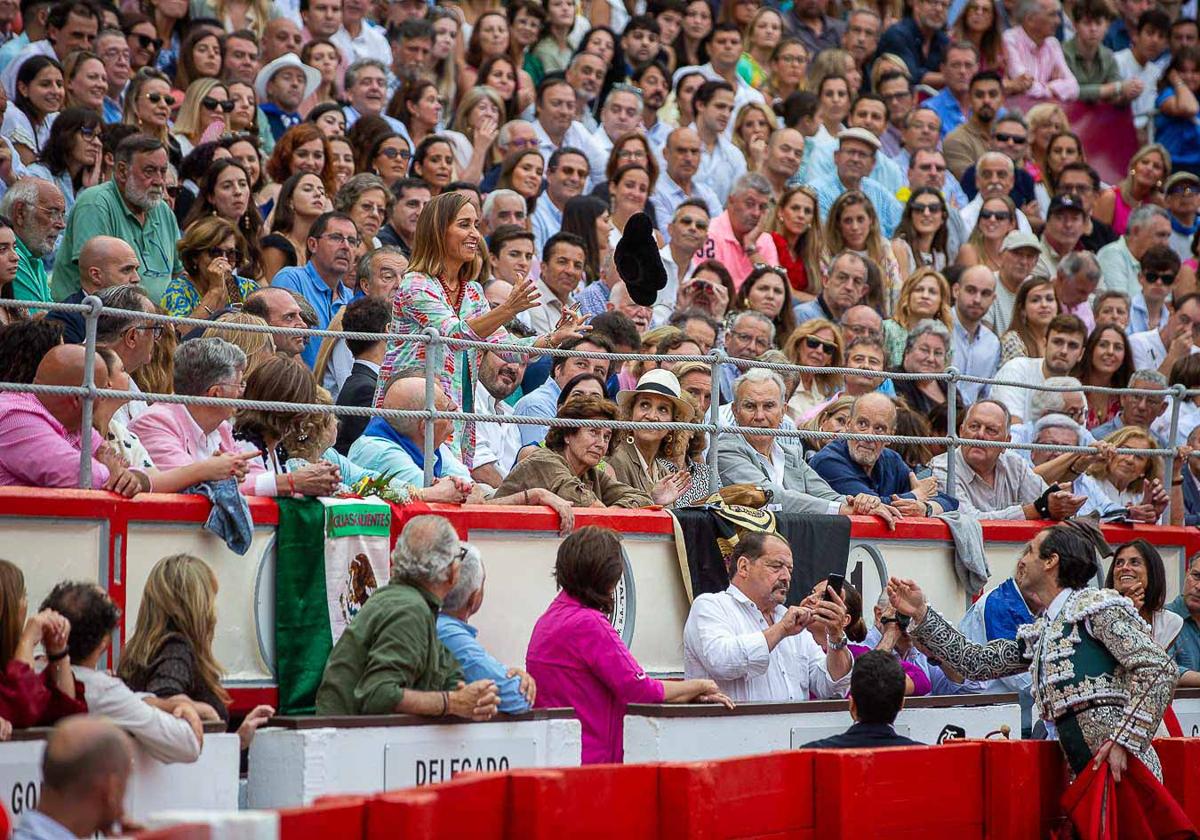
1002;25;1080;100
696;210;779;290
526;591;665;764
0;392;110;488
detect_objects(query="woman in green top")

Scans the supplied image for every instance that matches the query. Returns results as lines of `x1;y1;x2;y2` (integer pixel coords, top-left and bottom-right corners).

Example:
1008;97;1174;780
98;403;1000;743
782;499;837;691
737;8;785;92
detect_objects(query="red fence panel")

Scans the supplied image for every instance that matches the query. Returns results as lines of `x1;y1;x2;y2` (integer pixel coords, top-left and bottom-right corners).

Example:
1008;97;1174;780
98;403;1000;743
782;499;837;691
810;741;985;840
658;751;815;840
506;765;661;840
1155;738;1200;831
982;739;1067;840
279;795;367;840
366;774;508;839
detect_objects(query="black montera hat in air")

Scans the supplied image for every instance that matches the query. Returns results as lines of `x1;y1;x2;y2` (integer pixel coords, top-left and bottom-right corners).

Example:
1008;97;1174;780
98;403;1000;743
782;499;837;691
614;212;667;307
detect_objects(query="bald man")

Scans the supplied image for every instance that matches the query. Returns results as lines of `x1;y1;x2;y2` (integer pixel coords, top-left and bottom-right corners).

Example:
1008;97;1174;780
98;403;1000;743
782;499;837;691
810;393;958;517
242;287;308;356
0;345;144;494
47;237;141;343
14;717;134;838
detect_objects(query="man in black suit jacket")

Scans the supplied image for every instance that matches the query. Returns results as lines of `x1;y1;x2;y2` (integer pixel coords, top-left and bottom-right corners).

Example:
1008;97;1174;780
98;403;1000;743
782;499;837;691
803;650;923;749
334;297;391;456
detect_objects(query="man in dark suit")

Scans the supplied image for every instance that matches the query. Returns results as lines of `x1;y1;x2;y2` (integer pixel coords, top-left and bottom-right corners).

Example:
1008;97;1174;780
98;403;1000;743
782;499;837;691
803;650;923;749
334;296;391;456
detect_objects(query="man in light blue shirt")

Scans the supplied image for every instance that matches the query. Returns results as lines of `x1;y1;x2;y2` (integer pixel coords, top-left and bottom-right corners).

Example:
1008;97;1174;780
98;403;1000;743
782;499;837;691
801;127;903;237
270;212;357;367
436;542;534;714
530;146;588;253
803;94;905;194
950;265;1002;404
651;127;721;241
921;42;978;138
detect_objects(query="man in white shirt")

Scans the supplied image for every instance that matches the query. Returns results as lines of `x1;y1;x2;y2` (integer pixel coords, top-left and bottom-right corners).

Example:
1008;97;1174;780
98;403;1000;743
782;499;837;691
1097;204;1172;297
519;232;586;336
529;147;588;253
331;0;391;65
990;314;1088;423
472;333;530;487
673;22;766;134
1130;291;1200;372
683;531;853;702
43;581;203;764
650;128;722;239
1113;9;1169;130
988;231;1042;334
690;79;747;205
654;199;709;325
531;77;607;176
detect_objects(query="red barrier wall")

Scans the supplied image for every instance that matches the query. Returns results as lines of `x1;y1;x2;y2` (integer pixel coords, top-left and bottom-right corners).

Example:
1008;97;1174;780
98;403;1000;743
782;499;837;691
1155;738;1200;830
279;795;368;840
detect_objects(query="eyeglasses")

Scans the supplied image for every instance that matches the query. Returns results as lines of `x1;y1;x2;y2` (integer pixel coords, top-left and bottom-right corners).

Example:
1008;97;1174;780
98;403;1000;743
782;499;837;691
979;209;1012;221
201;96;235;112
880;90;912;102
37;205;66;223
131;33;163;51
321;232;363;247
616;148;647;160
775;53;807;65
910;201;943;215
729;330;770;351
1144;271;1176;285
207;246;243;263
804;336;836;354
133;324;165;339
378;146;412;160
142;91;168;104
675;214;708;229
994;132;1027;144
80;124;100;138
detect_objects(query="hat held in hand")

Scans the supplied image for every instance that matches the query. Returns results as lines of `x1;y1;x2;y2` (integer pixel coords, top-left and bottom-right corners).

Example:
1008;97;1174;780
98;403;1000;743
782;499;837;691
614;212;667;307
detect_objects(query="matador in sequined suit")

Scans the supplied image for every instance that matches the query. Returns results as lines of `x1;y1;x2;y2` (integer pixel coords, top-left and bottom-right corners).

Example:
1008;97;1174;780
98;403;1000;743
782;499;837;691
888;523;1177;780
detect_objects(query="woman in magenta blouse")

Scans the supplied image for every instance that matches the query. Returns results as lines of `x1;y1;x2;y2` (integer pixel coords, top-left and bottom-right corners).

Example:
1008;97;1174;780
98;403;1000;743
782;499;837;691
526;527;733;764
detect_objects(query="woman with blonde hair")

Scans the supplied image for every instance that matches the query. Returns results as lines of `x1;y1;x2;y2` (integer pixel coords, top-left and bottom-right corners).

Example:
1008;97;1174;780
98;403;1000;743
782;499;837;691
881;267;952;367
822;190;901;314
957;193;1017;270
171;78;232;157
732;100;777;172
807;49;861;97
738;7;785;90
1079;426;1168;522
1094;144;1171;234
119;554;275;747
443;86;504;184
801;394;854;458
191;0;279;39
999;276;1057;364
620;324;681;390
769;185;821;299
784;318;844;421
203;312;274;374
62;50;106;114
123;67;181;165
1024;102;1068;184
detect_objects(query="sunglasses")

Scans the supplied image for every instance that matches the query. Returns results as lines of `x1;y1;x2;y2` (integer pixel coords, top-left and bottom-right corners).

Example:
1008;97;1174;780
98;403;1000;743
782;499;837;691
131;33;163;50
202;96;235;112
1144;271;1176;285
1169;184;1199;196
143;91;168;104
994;132;1027;144
804;336;836;354
979;209;1012;221
208;246;242;263
378;146;412;160
910;201;943;215
164;185;180;197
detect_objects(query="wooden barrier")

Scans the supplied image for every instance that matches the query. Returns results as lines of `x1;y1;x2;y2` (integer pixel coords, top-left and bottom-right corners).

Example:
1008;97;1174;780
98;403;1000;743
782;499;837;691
0;723;237;823
622;694;1021;763
246;710;581;808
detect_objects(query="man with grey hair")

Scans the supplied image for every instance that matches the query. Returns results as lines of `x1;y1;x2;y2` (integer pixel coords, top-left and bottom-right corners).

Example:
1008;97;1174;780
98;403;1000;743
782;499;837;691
961;151;1035;234
1002;0;1079;101
718;309;775;403
795;251;870;325
840;304;885;344
316;515;503;717
129;338;291;491
808;126;903;236
436;542;537;714
1007;374;1092;448
1098;204;1173;297
480;188;528;237
932;399;1085;519
12;717;135;839
702;171;778;289
1053;251;1102;331
343;58;406;133
812;392;955;516
1092;368;1169;444
718;369;899;524
0;177;66;302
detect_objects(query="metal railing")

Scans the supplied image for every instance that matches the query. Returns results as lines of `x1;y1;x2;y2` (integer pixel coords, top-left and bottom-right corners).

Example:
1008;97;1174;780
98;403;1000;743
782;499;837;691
1;297;1191;520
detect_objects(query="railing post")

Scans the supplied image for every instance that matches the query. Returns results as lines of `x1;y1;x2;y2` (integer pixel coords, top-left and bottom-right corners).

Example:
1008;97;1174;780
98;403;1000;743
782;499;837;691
945;367;959;494
1165;383;1186;523
707;348;725;471
422;328;442;488
78;295;102;489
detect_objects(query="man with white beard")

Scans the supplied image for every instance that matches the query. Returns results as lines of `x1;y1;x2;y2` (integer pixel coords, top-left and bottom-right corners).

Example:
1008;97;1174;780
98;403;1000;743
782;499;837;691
52;136;182;303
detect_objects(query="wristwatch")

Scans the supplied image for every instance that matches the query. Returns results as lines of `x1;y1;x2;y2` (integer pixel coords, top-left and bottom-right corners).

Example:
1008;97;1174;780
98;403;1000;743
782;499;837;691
828;634;849;651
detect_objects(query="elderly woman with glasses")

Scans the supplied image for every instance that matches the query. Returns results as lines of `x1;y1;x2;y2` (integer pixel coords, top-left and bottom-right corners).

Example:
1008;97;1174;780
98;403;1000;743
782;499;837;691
1077;426;1169;523
891;319;963;436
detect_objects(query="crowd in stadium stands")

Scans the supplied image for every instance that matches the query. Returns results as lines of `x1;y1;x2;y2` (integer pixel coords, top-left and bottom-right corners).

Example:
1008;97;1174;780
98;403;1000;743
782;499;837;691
6;0;1200;820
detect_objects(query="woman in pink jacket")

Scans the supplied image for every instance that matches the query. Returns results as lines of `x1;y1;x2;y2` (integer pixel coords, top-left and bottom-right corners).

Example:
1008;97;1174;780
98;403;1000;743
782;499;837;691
526;527;733;764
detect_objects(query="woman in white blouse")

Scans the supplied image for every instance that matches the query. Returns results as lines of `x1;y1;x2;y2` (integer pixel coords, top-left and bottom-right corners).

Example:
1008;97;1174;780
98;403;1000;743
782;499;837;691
4;56;63;166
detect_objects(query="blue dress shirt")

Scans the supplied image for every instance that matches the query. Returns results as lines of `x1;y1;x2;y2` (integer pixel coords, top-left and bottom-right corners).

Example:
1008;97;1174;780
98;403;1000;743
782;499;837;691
923;88;967;138
809;173;904;238
512;377;562;446
436;614;530;713
809;439;959;511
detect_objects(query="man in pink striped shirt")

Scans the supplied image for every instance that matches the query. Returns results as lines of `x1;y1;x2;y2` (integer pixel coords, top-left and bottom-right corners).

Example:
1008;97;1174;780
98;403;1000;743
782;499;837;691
0;345;144;495
1002;0;1081;100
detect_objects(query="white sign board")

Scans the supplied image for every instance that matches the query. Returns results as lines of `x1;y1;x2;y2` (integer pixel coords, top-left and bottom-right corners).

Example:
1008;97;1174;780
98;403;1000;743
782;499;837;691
385;737;539;788
0;740;43;820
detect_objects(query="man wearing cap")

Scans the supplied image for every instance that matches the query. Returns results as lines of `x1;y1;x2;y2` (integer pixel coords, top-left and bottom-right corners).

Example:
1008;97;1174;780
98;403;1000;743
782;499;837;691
988;230;1042;334
1051;251;1101;333
807;126;903;238
804;94;906;194
1036;194;1087;277
1166;171;1200;263
256;53;321;141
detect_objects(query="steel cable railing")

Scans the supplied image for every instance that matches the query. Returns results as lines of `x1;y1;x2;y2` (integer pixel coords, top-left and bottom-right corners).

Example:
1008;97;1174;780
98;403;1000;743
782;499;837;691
0;297;1189;518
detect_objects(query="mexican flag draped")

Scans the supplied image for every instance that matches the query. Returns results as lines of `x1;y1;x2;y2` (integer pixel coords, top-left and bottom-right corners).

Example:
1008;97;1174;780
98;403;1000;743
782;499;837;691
274;497;393;715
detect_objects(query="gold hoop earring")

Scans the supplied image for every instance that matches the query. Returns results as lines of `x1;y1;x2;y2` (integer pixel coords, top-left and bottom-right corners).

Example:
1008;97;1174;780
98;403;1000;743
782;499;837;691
625;434;635;445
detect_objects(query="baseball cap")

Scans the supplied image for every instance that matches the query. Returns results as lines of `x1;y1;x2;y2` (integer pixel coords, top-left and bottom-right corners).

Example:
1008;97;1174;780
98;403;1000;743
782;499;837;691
1001;231;1040;252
